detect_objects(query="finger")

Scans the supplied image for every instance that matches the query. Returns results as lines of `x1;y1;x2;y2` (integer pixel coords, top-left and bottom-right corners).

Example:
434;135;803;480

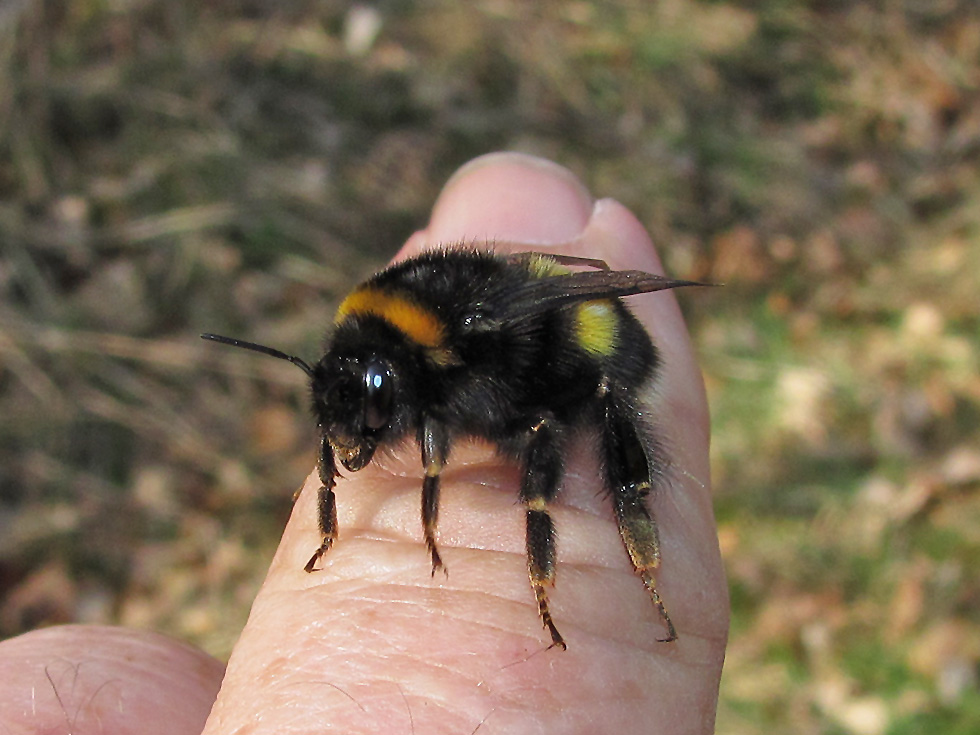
204;153;724;735
0;625;223;735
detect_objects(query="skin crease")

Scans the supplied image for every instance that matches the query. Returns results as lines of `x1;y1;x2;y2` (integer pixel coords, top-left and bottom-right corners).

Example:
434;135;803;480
0;153;728;735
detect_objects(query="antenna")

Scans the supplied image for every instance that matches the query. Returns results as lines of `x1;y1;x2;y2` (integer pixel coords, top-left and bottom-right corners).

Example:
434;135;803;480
200;333;315;377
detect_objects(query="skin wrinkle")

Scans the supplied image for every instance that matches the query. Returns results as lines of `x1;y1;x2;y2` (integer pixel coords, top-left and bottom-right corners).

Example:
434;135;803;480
314;458;521;540
278;463;704;656
261;652;478;734
291;537;667;641
392;681;479;733
477;675;648;734
340;432;682;541
253;620;688;731
285;491;640;583
266;583;713;711
268;577;696;713
296;563;617;642
272;588;544;674
306;507;641;570
266;678;381;731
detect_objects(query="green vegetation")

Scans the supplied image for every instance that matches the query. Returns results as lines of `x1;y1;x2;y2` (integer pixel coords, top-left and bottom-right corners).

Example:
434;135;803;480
2;2;978;732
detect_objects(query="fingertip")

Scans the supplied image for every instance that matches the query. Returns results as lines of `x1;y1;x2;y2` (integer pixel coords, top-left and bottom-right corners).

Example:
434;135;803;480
586;197;666;274
411;152;594;251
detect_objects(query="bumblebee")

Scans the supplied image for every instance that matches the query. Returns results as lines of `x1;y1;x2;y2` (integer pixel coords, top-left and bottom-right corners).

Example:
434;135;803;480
203;249;703;649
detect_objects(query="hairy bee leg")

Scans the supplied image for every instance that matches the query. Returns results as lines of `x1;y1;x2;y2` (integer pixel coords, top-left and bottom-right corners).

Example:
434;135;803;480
601;391;678;643
503;251;611;271
305;436;340;573
522;414;567;650
420;416;450;576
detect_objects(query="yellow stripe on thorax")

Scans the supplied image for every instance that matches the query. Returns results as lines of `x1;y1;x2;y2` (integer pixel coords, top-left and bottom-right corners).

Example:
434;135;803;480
524;254;571;279
574;300;618;356
336;286;446;351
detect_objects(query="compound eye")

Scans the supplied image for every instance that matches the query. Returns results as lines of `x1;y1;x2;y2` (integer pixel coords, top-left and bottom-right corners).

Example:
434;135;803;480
363;359;393;431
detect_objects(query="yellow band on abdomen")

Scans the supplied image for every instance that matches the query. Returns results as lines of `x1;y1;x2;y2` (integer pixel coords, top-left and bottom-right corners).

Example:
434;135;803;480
574;300;618;356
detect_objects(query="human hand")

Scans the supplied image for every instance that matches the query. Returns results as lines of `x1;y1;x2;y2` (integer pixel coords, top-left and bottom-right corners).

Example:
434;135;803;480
0;153;728;735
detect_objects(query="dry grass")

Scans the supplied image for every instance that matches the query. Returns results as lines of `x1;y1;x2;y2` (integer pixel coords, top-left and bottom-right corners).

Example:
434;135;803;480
2;2;979;732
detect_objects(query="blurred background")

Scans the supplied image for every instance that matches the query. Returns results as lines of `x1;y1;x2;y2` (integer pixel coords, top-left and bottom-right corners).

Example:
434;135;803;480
1;1;978;732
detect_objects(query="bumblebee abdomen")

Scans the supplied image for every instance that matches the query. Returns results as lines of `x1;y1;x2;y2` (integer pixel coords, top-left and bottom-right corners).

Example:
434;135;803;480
531;300;656;417
582;299;658;385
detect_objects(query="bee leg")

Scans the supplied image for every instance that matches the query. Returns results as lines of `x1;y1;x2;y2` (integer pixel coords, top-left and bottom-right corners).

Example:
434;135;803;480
522;414;567;650
601;391;677;643
420;416;450;576
305;436;340;573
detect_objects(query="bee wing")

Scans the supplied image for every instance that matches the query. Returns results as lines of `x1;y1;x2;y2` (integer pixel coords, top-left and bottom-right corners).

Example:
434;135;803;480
501;251;612;271
494;270;708;318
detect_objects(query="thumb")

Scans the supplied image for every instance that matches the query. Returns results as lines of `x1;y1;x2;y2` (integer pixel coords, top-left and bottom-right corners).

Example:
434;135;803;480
204;153;726;735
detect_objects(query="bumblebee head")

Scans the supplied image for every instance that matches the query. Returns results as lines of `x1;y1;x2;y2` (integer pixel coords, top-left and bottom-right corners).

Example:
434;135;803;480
200;321;420;474
311;353;396;471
